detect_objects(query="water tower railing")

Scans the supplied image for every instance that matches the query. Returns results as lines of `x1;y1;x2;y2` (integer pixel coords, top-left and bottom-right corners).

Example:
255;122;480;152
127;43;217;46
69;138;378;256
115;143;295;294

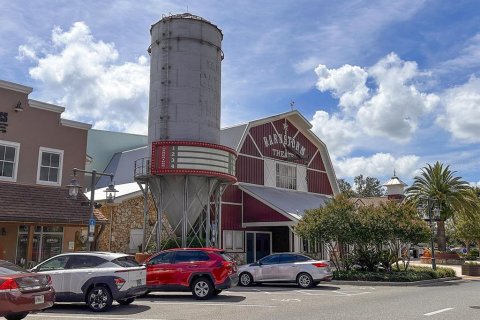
134;157;151;179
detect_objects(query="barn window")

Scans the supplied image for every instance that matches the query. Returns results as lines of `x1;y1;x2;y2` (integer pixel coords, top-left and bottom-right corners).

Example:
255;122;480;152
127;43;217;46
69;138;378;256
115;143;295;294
276;162;297;190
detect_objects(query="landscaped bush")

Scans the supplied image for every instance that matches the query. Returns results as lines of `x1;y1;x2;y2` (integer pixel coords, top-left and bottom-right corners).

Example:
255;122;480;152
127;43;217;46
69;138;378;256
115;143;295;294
333;266;456;282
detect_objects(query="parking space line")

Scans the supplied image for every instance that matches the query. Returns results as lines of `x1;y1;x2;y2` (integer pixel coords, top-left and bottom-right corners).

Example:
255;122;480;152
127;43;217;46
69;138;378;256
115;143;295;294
152;302;278;308
30;315;167;320
424;308;454;316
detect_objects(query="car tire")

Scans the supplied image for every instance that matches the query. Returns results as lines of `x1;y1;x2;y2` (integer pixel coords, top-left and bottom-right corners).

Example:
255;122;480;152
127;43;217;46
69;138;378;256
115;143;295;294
5;312;29;320
297;272;314;289
213;289;222;296
191;277;213;300
117;297;135;305
86;285;113;312
239;272;253;286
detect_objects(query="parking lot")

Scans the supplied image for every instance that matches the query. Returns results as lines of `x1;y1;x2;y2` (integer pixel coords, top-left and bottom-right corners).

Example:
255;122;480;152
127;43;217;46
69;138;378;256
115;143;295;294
27;280;480;320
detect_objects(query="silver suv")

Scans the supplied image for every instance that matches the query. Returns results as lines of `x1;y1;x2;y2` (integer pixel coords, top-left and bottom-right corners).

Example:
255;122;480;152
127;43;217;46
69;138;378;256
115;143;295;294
31;252;146;312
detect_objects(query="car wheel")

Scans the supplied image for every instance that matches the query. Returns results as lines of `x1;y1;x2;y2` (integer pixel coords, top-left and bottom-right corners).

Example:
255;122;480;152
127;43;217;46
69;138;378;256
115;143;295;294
87;285;113;312
239;272;253;286
213;289;222;296
117;297;135;305
297;272;314;289
5;312;29;320
191;277;213;300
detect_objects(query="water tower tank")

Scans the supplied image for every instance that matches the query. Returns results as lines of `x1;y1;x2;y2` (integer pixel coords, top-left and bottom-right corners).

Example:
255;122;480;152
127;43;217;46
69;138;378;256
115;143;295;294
139;13;236;249
148;13;223;144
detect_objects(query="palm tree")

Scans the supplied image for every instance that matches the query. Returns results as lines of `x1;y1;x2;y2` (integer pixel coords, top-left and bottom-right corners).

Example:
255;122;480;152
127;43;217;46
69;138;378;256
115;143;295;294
405;161;478;251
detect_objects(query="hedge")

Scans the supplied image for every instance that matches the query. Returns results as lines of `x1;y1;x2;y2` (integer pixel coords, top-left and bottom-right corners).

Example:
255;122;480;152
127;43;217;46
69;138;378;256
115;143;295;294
334;266;456;282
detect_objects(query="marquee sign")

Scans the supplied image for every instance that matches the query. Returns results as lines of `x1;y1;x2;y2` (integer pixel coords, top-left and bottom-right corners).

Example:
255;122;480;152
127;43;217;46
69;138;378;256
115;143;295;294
151;141;237;182
262;121;306;160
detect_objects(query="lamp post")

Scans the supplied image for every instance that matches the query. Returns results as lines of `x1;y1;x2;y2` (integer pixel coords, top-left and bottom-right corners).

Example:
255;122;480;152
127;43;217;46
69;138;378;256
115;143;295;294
417;197;441;270
67;168;118;251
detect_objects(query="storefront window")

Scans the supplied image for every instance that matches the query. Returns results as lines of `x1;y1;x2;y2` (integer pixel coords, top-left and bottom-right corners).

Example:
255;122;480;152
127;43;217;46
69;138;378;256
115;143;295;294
16;226;64;263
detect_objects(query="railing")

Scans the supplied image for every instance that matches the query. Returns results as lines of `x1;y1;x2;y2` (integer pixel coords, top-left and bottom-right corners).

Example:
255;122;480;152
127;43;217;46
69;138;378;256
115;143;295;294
134;157;151;179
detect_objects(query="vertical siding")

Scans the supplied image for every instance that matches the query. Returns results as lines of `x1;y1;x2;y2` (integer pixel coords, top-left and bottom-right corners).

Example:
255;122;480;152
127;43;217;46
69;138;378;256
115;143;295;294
221;204;243;230
248;122;278;158
307;170;333;195
308;152;326;171
236;155;264;185
222;185;242;203
243;193;291;222
240;135;262;157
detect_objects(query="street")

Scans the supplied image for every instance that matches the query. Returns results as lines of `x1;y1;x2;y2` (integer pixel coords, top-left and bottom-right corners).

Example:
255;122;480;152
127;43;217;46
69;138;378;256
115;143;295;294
29;279;480;320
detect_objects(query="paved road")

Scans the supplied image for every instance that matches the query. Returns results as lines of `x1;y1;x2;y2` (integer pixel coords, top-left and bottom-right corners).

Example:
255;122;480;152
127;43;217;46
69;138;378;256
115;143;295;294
28;279;480;320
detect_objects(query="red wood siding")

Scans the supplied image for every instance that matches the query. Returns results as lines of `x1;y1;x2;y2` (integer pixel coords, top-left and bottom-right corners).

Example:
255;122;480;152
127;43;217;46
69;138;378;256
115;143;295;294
295;132;326;171
272;119;295;135
222;185;242;203
240;135;262;157
308;151;326;171
248;122;278;158
236;155;264;185
221;204;242;230
243;193;291;223
307;170;333;195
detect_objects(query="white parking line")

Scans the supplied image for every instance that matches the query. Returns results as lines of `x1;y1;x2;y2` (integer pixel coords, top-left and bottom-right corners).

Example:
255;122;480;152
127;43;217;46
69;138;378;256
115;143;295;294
30;315;166;320
424;308;454;316
152;302;277;308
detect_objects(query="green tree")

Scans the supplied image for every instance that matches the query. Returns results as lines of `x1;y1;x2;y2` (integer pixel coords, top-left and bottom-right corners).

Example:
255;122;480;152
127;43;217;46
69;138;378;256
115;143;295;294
354;174;384;197
405;161;478;251
296;195;358;270
337;179;355;197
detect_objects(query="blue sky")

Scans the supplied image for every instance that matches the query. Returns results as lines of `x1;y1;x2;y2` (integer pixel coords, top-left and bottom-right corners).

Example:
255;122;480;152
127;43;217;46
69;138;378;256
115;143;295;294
1;0;480;186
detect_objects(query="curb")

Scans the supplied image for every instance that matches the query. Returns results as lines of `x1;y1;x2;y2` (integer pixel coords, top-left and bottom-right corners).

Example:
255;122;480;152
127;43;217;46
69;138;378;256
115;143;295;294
331;276;462;286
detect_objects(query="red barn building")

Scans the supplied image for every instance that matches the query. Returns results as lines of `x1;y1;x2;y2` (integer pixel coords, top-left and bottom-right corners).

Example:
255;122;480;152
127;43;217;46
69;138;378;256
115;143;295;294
218;110;339;263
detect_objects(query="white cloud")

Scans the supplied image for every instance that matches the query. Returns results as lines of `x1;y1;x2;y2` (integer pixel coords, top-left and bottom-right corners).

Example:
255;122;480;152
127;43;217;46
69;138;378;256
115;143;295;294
313;53;440;145
314;64;369;109
357;53;440;142
437;76;480;143
310;110;357;158
334;153;420;180
19;22;149;134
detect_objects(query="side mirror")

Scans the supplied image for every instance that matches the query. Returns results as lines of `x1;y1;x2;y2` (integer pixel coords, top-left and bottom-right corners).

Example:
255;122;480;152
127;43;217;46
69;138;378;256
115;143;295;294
257;261;262;266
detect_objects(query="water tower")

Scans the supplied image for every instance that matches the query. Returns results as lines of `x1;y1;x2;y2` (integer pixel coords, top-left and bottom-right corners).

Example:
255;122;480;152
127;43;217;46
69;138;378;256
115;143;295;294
135;13;237;249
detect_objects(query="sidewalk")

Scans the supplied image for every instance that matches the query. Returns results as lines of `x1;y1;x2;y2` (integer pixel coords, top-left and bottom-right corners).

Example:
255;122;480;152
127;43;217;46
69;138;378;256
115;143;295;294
409;260;463;278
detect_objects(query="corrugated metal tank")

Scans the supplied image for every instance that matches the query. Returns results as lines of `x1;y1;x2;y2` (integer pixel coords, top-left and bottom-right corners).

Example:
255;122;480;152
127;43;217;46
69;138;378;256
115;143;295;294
148;13;223;144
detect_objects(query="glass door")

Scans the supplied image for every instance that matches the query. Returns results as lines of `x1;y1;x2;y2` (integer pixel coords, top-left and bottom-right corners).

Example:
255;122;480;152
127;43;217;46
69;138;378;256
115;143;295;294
246;232;271;263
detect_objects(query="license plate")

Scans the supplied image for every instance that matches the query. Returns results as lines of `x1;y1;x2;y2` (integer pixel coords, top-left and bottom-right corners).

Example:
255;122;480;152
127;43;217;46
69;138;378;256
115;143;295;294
34;295;44;304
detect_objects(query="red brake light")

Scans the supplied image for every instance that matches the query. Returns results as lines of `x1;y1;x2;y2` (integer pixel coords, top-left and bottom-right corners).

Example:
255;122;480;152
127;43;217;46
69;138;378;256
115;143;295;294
114;277;126;289
0;278;20;292
312;262;329;268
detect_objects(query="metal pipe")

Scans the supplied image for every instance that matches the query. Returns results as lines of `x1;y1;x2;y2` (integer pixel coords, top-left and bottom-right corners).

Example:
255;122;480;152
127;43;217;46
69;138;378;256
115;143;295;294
88;170;96;251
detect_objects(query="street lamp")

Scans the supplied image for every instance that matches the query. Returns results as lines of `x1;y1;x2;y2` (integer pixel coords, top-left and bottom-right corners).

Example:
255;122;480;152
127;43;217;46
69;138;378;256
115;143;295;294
417;197;441;270
67;168;117;251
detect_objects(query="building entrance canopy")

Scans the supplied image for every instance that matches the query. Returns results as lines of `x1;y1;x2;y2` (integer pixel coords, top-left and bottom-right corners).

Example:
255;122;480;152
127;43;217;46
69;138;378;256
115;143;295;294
238;183;331;221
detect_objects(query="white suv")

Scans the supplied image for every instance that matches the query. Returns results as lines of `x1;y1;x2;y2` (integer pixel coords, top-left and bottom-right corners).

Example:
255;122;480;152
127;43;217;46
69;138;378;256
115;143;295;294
31;252;146;312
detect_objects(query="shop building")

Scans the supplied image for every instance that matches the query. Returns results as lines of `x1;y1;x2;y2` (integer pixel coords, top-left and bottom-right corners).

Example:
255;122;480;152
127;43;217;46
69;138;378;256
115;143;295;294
0;79;106;266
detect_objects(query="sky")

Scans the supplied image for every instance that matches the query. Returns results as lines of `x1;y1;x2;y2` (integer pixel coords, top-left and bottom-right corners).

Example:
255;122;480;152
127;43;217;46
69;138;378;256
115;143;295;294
1;0;480;186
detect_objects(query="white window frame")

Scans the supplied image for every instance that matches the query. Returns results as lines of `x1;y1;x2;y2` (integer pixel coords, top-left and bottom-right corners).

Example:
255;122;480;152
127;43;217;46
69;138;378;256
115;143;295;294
0;140;20;182
223;230;244;252
36;147;64;186
275;162;297;190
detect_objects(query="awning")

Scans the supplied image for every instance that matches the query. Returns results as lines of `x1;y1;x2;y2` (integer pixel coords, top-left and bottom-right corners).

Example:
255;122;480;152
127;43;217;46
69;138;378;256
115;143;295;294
238;183;331;221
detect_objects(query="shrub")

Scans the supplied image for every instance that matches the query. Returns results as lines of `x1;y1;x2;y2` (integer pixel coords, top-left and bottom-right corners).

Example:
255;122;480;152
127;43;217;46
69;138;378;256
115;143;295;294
333;266;456;282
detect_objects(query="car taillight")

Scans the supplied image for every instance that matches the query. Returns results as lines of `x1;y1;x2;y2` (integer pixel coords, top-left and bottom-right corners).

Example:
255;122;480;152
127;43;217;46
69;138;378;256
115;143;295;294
0;278;20;292
114;277;126;289
312;262;329;268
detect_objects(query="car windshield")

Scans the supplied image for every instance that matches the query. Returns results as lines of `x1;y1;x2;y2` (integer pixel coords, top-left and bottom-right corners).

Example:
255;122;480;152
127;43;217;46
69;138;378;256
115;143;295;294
0;260;27;275
111;256;141;267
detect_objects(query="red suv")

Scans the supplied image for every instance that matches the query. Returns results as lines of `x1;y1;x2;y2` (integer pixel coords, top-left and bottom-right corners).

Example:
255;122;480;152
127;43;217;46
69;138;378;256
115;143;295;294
145;248;238;299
